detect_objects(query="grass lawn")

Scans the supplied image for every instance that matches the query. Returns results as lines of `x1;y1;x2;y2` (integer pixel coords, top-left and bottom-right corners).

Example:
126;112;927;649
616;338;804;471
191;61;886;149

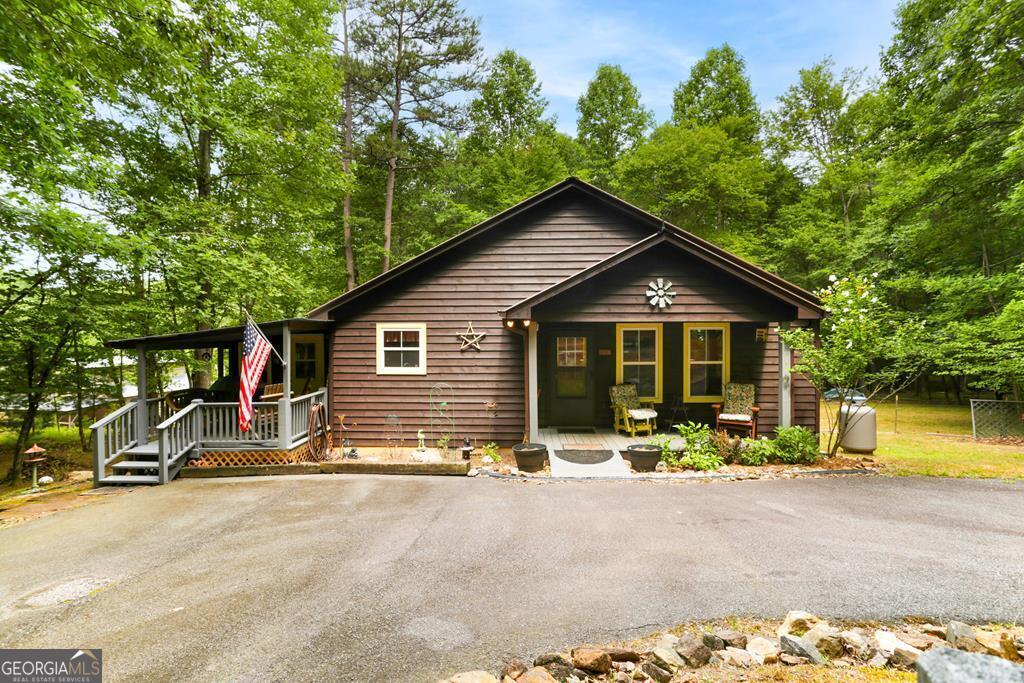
823;400;1024;480
0;426;93;499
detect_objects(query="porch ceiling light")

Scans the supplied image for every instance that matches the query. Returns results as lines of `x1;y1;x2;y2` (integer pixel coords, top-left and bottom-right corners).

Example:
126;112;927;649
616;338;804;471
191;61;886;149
522;320;531;328
505;320;515;328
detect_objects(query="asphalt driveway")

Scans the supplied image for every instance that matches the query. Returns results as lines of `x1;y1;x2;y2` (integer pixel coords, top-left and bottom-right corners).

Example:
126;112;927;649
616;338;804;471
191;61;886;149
2;474;1023;681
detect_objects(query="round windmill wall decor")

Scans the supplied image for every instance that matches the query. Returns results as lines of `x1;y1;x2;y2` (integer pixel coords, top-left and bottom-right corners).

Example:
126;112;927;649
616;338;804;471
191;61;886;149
646;278;676;310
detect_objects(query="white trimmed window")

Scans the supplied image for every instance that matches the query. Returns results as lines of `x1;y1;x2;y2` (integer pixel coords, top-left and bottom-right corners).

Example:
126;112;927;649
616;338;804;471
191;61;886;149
376;323;427;375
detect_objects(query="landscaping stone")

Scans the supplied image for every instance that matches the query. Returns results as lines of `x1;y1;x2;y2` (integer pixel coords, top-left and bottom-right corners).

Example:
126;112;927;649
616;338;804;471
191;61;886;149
500;661;527;679
654;461;668;473
867;652;890;668
898;632;939;651
916;647;1024;683
840;630;874;659
613;672;631;683
780;634;825;665
746;636;781;664
875;630;923;669
702;633;725;652
947;621;987;653
804;622;844;659
640;661;672;683
922;624;947;638
976;630;1022;661
533;653;572;681
602;647;640;663
649;647;684;672
441;671;498;683
718;629;748;649
654;633;679;650
503;676;515;683
779;653;807;666
571;648;611;674
720;647;754;667
673;634;712;668
778;610;821;637
515;667;558;683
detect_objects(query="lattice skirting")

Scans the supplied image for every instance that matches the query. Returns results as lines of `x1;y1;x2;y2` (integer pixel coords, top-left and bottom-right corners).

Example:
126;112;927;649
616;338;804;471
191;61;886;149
188;432;331;468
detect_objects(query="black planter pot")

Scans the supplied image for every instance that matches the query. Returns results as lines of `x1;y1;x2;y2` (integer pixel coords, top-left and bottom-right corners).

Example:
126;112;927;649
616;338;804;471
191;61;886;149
624;444;661;472
512;442;548;472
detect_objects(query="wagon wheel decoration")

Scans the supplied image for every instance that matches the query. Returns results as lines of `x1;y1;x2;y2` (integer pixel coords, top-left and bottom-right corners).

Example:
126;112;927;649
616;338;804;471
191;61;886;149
646;278;676;309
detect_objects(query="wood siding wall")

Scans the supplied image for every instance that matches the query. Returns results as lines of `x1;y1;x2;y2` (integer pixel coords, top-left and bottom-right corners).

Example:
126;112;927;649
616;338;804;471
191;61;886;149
531;249;797;322
328;194;654;446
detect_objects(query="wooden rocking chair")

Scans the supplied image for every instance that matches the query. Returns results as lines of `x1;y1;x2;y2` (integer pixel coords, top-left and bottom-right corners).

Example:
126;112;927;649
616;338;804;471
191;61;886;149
609;383;658;438
713;382;759;438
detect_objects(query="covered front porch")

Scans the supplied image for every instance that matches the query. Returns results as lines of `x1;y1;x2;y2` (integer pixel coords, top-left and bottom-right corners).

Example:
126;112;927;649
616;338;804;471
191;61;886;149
92;318;331;485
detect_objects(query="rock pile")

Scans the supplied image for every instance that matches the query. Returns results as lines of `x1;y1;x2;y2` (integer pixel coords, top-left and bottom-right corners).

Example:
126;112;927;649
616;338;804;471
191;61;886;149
438;611;1024;682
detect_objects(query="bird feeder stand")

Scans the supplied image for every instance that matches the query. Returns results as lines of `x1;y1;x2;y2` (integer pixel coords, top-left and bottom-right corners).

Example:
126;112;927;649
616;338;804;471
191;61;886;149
24;443;47;492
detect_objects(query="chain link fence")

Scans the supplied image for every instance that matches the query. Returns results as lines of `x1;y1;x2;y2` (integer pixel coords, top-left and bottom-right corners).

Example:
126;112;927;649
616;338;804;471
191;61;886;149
970;399;1024;439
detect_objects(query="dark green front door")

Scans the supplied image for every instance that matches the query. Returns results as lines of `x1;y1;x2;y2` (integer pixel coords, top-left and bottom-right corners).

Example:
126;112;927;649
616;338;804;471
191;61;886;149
543;329;594;426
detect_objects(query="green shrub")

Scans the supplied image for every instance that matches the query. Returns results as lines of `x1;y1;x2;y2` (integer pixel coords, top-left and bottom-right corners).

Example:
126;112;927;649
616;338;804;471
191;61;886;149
646;433;678;466
710;430;744;464
740;437;776;466
482;442;501;463
673;421;724;471
773;425;819;464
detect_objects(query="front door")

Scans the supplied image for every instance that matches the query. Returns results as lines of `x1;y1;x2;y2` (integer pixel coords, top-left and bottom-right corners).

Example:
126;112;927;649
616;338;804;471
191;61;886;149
544;331;594;426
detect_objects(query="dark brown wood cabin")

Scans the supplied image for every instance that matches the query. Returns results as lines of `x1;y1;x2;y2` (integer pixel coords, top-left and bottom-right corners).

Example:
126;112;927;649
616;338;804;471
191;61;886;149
108;178;821;458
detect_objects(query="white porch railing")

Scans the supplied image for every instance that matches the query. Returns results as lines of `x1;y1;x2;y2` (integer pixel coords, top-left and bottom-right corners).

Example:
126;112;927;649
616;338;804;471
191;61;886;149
91;402;138;484
91;388;329;484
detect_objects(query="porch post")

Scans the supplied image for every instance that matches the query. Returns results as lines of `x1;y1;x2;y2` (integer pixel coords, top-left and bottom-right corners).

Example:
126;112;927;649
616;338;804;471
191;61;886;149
778;325;792;428
279;324;292;449
136;344;148;444
527;323;539;443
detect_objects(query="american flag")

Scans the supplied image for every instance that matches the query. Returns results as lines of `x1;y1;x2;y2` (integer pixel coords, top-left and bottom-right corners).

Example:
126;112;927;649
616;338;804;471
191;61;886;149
239;318;273;432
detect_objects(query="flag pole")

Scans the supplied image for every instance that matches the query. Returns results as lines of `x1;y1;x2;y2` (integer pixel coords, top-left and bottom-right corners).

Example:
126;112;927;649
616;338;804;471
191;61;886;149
242;309;286;366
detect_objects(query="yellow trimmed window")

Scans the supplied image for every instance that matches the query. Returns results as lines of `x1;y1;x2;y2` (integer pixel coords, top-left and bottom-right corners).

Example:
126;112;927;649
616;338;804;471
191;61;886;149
616;323;663;403
684;323;730;402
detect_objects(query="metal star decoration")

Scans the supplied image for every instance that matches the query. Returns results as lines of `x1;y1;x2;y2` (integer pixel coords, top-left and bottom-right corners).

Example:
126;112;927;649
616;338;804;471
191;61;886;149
646;278;676;309
457;322;487;351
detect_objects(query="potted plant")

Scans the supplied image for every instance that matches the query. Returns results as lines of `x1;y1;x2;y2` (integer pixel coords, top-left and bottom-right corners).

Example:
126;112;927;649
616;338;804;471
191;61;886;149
512;441;547;472
624;442;662;472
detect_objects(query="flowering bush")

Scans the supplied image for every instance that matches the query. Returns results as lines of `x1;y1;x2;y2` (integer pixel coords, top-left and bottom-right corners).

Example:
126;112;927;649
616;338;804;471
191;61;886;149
779;274;929;457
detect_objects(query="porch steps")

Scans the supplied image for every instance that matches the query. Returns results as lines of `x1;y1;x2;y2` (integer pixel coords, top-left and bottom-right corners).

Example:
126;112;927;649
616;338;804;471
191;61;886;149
99;440;164;485
97;474;161;485
112;460;160;472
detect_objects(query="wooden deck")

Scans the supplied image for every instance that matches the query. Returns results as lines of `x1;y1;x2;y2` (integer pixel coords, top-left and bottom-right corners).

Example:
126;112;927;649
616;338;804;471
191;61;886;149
538;427;682;452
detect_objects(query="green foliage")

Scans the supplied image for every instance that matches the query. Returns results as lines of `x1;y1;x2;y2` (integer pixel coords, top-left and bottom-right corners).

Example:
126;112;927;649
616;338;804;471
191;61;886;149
482;441;501;462
780;274;930;456
576;64;653;187
614;123;770;237
646;433;676;464
672;44;760;142
709;430;744;464
772;426;820;464
469;50;551;146
672;422;724;471
739;438;776;466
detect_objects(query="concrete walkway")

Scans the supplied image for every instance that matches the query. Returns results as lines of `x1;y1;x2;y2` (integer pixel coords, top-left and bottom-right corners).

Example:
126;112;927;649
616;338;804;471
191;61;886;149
2;475;1023;682
548;448;631;477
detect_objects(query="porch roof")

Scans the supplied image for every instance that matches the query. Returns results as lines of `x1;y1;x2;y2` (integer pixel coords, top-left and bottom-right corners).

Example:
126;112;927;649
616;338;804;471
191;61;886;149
106;317;331;351
502;232;823;321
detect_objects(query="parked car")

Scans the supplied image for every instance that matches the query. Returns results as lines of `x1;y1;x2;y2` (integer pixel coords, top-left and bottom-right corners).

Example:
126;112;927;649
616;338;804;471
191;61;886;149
823;388;868;405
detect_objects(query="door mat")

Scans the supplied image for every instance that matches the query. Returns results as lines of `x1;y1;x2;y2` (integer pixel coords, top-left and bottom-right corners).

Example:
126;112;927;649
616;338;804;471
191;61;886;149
556;427;596;434
554;449;614;465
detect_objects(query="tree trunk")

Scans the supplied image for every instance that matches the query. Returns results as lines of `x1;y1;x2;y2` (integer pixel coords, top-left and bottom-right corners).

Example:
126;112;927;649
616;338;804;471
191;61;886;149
381;7;404;274
341;0;357;290
193;34;214;389
8;400;40;485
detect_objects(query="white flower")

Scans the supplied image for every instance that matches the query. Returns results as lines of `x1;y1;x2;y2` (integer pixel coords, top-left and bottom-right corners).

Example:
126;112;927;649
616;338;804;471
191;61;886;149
829;274;838;282
872;272;879;277
846;340;854;349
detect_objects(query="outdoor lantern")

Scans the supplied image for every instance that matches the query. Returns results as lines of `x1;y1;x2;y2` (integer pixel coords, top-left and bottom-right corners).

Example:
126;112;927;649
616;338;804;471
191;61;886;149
23;443;47;492
522;320;531;328
504;320;514;328
460;436;474;460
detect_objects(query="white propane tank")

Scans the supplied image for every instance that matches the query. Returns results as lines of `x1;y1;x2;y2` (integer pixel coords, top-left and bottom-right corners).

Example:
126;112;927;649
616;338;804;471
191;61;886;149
839;403;876;454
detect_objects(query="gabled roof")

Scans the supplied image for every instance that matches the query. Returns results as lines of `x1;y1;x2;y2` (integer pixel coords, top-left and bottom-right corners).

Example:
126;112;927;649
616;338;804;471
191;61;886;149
503;232;822;319
308;177;820;318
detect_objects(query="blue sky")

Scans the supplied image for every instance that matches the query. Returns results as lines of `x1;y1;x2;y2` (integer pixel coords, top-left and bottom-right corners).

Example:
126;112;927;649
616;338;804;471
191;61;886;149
461;0;901;134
